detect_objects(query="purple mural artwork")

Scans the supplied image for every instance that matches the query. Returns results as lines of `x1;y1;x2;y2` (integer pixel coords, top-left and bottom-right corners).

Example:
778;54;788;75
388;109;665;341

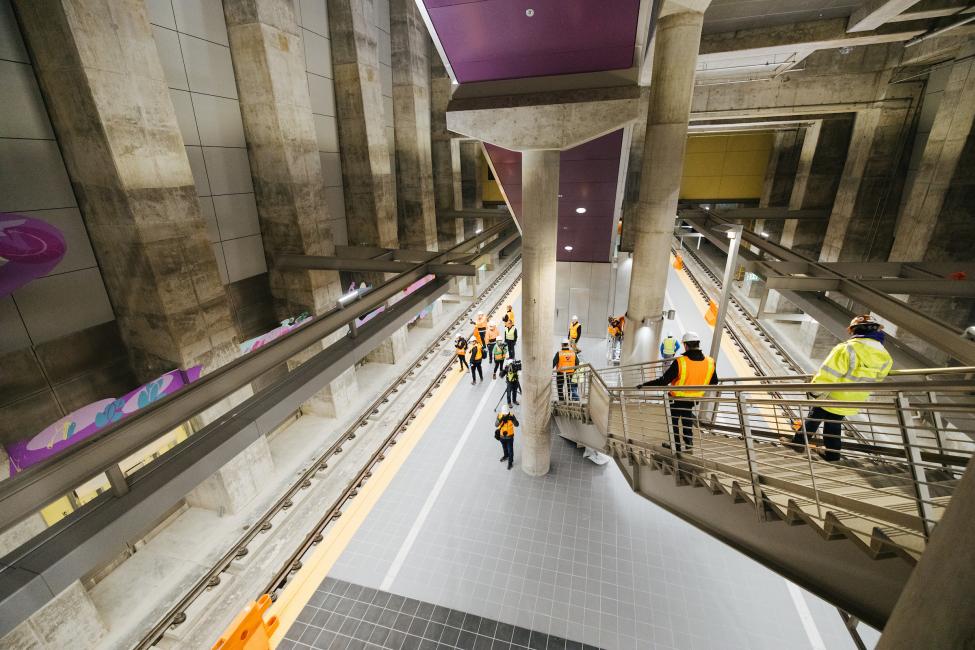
5;366;202;476
0;213;67;297
240;313;312;354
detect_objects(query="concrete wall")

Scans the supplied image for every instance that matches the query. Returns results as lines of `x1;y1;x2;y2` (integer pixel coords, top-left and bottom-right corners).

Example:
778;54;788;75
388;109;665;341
296;0;349;246
147;0;266;285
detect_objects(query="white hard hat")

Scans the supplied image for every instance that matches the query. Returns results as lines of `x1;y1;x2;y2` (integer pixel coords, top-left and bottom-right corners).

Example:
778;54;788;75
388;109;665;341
501;406;510;414
682;331;701;343
572;315;578;321
562;338;571;345
503;359;513;367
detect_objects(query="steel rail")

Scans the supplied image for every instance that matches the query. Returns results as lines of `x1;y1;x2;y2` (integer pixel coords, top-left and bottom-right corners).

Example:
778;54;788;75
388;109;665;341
135;254;524;649
0;221;515;534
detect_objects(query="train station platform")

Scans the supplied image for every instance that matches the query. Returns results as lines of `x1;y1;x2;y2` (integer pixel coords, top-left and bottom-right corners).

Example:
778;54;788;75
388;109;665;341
271;268;878;650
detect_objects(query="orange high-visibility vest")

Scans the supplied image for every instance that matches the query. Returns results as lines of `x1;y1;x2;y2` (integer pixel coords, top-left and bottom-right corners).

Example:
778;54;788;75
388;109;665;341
487;325;499;342
476;315;488;329
470;343;484;361
569;322;580;340
497;417;515;438
670;356;716;398
557;349;577;373
505;309;515;327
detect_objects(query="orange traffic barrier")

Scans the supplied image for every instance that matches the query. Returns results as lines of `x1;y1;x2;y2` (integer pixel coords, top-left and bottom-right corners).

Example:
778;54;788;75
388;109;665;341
673;254;684;270
212;595;279;650
704;300;718;326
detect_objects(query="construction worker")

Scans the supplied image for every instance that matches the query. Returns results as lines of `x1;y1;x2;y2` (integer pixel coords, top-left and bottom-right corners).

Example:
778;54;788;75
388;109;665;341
504;321;518;359
504;358;521;407
454;336;468;372
607;316;623;360
502;304;515;328
495;407;518;470
552;339;578;401
471;312;488;345
491;336;507;379
660;334;681;360
568;315;582;350
486;321;500;360
469;338;485;384
637;332;718;454
783;314;893;462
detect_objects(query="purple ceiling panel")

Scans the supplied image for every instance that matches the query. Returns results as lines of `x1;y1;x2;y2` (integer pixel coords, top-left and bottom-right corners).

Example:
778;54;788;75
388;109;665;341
484;130;624;263
424;0;640;83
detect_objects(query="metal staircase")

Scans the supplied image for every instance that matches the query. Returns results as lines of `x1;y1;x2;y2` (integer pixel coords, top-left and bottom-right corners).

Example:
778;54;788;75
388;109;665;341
551;362;975;629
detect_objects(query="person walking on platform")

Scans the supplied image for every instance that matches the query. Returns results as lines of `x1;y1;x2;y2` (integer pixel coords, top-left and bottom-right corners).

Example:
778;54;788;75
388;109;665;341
502;305;515;328
660;334;681;360
782;314;893;462
486;321;500;360
607;316;624;361
454;336;468;372
568;316;582;350
637;332;718;454
491;337;507;379
471;312;488;346
495;407;518;470
469;339;485;385
553;339;578;401
504;358;521;407
504;321;518;359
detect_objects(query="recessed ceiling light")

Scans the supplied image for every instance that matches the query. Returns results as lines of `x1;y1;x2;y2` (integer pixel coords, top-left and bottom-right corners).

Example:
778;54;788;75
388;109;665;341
526;8;534;17
575;207;586;214
760;231;770;238
563;245;573;251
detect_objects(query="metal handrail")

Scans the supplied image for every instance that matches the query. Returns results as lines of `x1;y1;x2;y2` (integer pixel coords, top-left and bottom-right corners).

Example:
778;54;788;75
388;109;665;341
0;222;517;533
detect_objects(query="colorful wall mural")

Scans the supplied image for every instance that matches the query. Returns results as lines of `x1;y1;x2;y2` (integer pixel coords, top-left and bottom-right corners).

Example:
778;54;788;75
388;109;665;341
240;312;312;354
5;366;202;475
0;213;67;297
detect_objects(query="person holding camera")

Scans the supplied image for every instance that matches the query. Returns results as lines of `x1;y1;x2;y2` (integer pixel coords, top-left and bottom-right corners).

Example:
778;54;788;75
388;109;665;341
504;358;521;407
454;336;468;372
781;314;892;462
495;407;519;470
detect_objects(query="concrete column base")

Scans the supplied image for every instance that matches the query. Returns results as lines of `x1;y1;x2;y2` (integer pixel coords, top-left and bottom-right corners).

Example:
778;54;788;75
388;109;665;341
414;299;444;329
798;319;841;363
301;366;359;418
0;511;46;559
455;277;475;297
1;581;106;649
366;326;409;364
186;435;274;515
192;385;254;431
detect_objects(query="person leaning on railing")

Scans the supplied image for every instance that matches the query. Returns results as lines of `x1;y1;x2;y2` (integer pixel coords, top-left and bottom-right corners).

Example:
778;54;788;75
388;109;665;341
636;332;718;454
781;314;893;462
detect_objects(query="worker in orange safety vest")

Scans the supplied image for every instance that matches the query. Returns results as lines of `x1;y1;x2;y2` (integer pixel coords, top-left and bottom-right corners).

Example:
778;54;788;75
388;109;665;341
637;331;718;453
552;339;578;401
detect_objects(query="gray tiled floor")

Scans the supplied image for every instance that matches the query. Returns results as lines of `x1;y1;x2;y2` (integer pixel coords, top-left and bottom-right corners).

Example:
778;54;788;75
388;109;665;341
326;299;873;650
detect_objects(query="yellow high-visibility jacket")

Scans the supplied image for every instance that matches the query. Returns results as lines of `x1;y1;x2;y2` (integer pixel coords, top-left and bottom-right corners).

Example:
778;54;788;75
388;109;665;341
813;337;893;415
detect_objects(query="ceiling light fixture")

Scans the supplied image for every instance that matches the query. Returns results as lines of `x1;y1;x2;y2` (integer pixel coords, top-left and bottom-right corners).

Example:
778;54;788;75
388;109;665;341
760;231;770;238
575;207;586;214
525;8;534;17
563;245;573;251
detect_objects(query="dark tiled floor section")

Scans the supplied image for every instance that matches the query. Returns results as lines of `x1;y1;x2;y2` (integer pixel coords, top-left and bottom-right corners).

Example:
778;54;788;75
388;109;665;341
280;577;599;650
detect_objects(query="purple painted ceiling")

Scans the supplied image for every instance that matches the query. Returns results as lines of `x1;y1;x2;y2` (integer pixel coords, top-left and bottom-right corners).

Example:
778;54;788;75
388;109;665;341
423;0;640;83
485;130;624;263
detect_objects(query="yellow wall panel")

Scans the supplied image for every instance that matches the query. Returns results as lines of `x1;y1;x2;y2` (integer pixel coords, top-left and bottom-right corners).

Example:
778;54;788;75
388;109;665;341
680;132;773;200
480;155;504;203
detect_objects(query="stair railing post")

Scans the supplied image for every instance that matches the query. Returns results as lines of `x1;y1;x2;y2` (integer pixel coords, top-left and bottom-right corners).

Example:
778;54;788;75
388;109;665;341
106;463;129;497
895;392;935;540
736;392;766;521
925;389;949;472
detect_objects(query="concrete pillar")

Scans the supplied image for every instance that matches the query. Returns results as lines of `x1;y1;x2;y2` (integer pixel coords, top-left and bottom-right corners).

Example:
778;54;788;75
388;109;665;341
1;581;106;649
430;49;464;250
186;434;274;514
460;140;485;242
223;0;358;416
329;0;397;249
886;44;975;364
622;11;704;366
754;128;803;246
521;150;560;477
391;0;437;251
13;0;238;381
619;88;651;253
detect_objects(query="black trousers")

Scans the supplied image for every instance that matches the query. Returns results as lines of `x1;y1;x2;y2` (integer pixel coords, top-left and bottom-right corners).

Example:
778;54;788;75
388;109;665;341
506;340;516;359
669;399;696;451
493;358;504;376
456;355;468;370
500;436;514;466
506;381;520;405
793;406;845;461
470;361;483;382
556;373;568;400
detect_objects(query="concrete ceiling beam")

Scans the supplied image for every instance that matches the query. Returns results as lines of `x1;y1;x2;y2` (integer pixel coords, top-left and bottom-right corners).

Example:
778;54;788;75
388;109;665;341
848;0;926;33
886;0;975;23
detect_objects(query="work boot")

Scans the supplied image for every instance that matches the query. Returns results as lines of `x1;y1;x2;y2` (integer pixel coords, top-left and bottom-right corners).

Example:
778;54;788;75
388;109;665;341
507;461;513;470
499;456;508;462
492;373;497;380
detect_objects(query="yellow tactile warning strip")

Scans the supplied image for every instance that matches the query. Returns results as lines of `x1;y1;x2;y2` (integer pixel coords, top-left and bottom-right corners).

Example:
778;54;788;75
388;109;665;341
268;282;522;646
670;254;758;380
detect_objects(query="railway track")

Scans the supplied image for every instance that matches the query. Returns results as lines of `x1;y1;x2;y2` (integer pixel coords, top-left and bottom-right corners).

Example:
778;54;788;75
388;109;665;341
138;256;523;649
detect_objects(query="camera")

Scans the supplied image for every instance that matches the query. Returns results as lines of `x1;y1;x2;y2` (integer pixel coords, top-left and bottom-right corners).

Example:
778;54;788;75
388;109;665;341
511;360;522;372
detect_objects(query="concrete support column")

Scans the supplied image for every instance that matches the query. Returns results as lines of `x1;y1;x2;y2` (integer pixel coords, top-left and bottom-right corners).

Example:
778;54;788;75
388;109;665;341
460;140;485;242
622;11;704;366
2;581;106;649
391;0;438;251
619;88;651;253
754;128;803;246
430;49;464;250
223;0;357;417
186;434;274;514
521;150;560;477
14;0;238;380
